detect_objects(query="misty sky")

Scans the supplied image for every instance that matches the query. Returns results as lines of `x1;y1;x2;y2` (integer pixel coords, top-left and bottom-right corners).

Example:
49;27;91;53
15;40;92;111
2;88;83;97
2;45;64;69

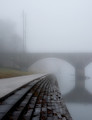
0;0;92;52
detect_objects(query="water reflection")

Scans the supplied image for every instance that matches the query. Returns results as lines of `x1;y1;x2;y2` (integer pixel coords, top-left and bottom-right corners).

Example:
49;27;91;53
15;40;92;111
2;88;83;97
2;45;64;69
67;103;92;120
56;63;92;120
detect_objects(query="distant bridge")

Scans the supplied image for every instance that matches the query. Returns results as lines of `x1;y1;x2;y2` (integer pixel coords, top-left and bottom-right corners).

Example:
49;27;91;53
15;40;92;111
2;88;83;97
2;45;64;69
1;52;92;103
23;52;92;90
1;52;92;86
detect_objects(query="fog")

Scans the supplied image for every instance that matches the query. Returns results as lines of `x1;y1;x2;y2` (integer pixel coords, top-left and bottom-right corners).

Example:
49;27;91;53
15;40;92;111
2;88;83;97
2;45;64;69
29;58;75;94
0;0;92;52
0;20;24;53
0;0;92;120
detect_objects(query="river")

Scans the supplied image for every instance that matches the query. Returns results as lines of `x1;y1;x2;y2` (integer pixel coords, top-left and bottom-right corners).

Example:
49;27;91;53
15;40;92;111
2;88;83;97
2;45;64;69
56;64;92;120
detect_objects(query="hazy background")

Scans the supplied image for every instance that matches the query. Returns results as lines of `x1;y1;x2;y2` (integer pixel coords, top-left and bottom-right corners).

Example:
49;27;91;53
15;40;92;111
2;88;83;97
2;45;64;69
0;0;92;120
0;0;92;52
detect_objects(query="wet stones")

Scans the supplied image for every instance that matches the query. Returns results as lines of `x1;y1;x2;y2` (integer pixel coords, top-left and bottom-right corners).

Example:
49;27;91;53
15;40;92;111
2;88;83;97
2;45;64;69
0;75;72;120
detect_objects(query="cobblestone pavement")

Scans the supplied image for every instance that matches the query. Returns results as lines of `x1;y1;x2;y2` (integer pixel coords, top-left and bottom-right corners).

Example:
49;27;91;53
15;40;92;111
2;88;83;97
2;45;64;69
0;75;72;120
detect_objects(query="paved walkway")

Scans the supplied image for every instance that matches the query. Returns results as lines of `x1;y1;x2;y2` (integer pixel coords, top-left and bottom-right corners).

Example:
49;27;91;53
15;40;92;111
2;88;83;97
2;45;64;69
0;74;46;98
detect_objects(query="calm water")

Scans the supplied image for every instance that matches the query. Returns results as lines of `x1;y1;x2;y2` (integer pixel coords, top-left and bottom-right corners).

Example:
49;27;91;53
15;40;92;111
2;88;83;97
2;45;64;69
56;66;92;120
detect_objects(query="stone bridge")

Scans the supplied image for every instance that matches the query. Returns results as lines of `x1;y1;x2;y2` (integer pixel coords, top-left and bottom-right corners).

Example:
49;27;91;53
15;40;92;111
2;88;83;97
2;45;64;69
22;52;92;103
1;52;92;103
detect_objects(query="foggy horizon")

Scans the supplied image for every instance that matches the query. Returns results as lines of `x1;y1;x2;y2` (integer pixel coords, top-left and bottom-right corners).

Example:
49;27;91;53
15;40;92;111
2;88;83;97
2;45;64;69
0;0;92;53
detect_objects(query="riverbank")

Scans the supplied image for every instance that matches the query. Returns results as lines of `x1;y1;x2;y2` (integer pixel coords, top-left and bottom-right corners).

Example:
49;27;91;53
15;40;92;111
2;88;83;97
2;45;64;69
0;68;34;79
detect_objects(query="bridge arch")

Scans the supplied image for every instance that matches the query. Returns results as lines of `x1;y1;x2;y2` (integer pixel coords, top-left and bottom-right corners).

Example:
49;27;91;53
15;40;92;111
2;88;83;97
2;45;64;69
84;60;92;68
85;62;92;94
28;57;75;95
28;55;75;68
28;57;75;72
